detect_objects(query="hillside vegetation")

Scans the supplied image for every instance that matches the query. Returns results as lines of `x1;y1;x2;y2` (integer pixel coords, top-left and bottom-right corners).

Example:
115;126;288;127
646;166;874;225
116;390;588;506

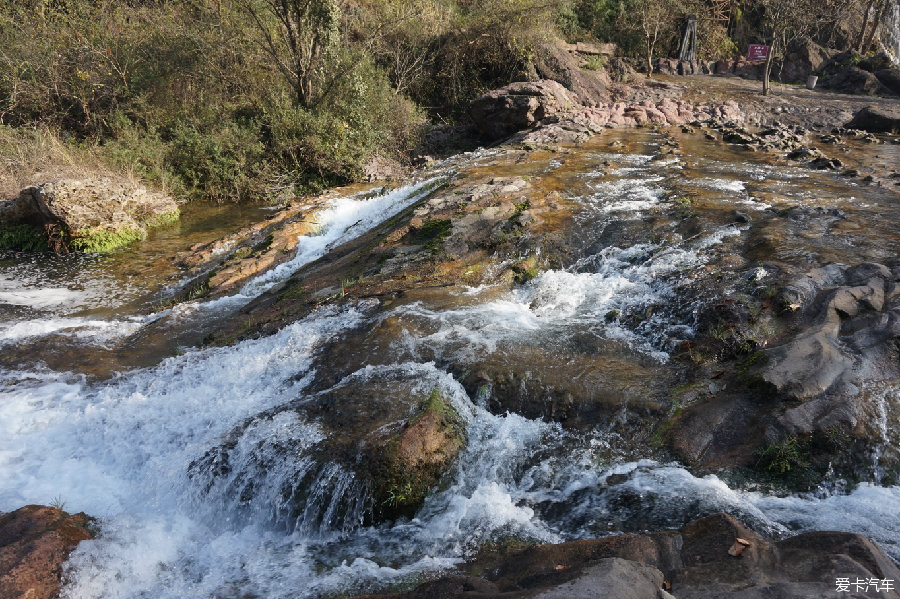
0;0;886;203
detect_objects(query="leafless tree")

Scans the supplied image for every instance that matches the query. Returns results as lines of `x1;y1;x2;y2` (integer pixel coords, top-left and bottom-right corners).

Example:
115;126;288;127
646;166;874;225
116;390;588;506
758;0;822;95
238;0;341;108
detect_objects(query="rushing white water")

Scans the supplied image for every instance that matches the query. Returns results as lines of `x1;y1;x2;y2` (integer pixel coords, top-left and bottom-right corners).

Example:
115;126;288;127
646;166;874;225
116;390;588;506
4;336;893;598
1;136;899;598
884;0;900;63
0;315;153;346
193;179;441;312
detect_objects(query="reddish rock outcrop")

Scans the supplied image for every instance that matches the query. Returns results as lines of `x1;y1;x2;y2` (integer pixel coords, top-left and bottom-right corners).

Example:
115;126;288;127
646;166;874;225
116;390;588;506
0;505;94;599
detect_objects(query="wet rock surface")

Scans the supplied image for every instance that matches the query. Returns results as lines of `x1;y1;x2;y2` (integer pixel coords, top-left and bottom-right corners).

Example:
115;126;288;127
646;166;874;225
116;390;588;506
369;513;900;599
188;371;467;528
0;505;94;599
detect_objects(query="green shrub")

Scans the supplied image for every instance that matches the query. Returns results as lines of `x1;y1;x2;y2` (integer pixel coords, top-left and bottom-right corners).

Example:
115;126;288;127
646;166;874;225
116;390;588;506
756;436;809;474
0;224;49;251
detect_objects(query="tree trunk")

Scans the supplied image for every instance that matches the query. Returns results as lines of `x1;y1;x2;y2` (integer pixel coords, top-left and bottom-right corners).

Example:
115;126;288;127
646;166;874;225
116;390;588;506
762;43;776;95
857;0;877;52
862;0;888;52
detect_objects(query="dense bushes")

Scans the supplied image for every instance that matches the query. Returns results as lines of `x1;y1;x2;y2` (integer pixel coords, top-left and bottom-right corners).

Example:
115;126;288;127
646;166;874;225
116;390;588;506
0;0;878;204
0;0;425;202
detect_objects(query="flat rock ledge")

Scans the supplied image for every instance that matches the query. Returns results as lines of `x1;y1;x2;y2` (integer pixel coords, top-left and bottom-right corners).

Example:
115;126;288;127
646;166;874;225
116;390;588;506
371;513;900;599
469;78;744;146
0;176;179;252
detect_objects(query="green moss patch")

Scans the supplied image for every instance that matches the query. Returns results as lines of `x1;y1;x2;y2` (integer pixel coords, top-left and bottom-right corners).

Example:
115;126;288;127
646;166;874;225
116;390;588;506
69;227;146;252
0;224;50;252
142;209;181;228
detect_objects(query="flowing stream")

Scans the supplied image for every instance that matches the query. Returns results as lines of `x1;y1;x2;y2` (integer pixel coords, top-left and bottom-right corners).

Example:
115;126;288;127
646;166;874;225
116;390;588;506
1;131;898;598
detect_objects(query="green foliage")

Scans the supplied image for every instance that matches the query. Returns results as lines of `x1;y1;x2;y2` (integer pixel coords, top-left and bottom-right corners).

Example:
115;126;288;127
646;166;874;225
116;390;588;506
0;0;426;202
0;224;50;251
68;227;145;252
756;436;810;474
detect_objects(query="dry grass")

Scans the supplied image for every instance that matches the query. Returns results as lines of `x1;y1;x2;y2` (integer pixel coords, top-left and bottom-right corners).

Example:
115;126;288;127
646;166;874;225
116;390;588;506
0;125;125;200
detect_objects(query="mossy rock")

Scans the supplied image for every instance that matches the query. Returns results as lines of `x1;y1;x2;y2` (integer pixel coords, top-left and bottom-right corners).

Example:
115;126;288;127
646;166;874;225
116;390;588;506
369;389;466;522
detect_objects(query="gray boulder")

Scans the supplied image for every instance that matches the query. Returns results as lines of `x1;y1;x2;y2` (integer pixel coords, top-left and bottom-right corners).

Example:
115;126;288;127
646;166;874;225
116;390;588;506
874;67;900;95
470;80;578;141
845;105;900;133
0;176;179;251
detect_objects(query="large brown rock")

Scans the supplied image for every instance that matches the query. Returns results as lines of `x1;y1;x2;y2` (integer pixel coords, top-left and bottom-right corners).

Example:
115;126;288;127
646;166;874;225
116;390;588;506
780;37;836;84
377;513;900;599
533;40;609;107
469;80;578;141
0;176;178;251
0;505;94;599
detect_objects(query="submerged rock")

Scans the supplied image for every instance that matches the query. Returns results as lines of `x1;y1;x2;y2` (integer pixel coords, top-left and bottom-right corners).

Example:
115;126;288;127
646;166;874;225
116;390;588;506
0;505;94;599
0;176;178;252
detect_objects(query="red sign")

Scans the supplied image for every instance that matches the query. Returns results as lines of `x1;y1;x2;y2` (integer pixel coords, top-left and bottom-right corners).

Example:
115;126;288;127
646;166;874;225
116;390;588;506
748;44;769;61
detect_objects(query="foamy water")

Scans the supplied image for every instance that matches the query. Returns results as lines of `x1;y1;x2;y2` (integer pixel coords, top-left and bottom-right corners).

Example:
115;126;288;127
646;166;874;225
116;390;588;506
0;137;898;598
196;179;441;312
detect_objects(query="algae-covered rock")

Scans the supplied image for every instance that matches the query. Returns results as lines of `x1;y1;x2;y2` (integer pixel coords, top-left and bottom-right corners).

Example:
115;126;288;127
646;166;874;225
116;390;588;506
0;176;179;252
368;389;466;521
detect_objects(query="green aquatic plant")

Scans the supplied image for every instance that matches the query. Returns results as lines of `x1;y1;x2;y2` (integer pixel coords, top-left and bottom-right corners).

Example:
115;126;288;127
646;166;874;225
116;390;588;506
757;436;809;474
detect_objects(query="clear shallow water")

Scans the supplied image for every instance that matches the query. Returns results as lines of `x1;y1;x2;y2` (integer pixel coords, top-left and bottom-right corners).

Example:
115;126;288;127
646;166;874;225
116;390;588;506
0;132;898;598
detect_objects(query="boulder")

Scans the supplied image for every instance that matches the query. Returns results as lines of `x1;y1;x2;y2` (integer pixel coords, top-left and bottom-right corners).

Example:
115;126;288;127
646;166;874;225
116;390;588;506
380;513;900;599
857;53;894;73
366;389;466;521
714;59;735;74
188;374;468;529
532;558;667;599
0;505;94;599
469;80;578;141
780;38;836;84
874;67;900;95
0;176;179;252
818;51;893;95
845;105;900;133
763;262;900;400
532;39;609;107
